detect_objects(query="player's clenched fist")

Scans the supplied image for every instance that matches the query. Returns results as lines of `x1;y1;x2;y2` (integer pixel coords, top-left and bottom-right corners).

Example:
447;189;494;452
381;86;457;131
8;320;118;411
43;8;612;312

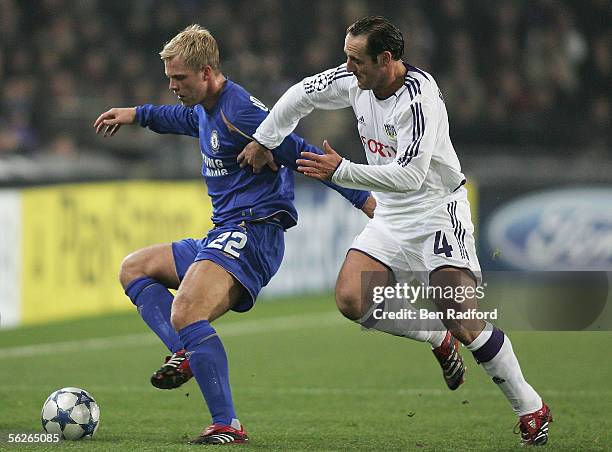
93;107;137;137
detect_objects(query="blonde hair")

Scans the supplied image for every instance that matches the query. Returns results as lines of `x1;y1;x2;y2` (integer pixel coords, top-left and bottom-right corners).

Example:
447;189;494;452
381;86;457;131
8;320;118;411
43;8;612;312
159;24;220;71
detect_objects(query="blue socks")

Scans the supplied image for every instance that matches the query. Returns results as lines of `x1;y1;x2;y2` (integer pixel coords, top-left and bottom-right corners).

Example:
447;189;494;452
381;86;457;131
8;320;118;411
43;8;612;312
179;320;236;426
126;277;237;425
125;277;183;353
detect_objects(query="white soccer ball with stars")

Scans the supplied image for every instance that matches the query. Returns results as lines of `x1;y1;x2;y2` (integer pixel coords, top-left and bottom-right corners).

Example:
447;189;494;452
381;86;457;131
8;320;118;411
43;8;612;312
41;387;100;440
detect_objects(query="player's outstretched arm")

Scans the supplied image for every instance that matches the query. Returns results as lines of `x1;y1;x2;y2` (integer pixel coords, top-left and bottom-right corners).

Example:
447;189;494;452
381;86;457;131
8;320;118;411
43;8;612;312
228;100;372;214
253;64;352;150
93;107;137;137
298;97;439;193
135;104;199;137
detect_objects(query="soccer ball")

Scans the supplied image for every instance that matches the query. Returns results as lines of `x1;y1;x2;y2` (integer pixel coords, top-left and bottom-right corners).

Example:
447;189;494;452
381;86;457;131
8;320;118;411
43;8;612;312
41;387;100;440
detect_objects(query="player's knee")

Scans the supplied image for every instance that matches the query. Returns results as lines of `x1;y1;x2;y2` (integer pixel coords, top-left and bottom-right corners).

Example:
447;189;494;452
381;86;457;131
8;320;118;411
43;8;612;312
335;285;362;321
170;298;189;331
170;293;206;331
119;252;146;289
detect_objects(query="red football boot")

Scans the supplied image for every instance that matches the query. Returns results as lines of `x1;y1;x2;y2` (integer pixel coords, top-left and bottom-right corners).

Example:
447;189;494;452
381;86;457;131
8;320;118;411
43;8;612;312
515;402;553;446
189;423;249;445
150;349;193;389
432;330;466;390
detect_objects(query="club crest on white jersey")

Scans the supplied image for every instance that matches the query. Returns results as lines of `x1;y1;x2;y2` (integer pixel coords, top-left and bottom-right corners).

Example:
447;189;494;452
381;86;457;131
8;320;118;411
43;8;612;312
384;123;397;139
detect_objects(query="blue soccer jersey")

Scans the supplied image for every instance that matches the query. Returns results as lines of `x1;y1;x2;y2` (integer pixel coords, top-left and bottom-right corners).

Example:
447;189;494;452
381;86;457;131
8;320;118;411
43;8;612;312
136;79;369;229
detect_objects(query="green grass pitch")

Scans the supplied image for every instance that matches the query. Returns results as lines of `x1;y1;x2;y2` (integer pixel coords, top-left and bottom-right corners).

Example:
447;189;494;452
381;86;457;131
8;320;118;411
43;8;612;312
1;293;611;451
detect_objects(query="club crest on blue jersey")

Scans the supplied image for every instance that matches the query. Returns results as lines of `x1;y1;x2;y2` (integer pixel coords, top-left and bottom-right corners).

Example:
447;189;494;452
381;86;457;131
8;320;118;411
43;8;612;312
384;123;397;139
211;129;220;152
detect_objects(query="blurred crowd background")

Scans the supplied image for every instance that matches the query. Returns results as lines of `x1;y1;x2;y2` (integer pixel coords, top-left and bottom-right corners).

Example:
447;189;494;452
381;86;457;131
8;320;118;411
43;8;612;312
0;0;610;183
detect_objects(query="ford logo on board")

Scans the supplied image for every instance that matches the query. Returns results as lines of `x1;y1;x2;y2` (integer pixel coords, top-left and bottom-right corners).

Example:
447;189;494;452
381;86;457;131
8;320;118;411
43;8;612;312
486;188;612;270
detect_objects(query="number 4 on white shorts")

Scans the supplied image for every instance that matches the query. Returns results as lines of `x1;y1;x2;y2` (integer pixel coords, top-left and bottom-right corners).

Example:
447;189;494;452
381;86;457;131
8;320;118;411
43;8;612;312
433;230;453;257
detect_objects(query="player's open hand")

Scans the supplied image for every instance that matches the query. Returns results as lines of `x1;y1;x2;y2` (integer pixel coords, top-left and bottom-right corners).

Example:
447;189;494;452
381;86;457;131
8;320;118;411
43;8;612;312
93;107;137;137
297;140;343;181
237;141;278;173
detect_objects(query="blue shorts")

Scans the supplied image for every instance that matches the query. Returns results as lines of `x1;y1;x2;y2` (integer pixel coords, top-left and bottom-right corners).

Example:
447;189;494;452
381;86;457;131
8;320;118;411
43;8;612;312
172;221;285;313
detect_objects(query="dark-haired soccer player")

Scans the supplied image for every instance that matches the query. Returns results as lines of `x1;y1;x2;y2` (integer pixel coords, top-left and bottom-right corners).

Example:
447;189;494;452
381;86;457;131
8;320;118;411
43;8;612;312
94;24;373;445
241;16;552;446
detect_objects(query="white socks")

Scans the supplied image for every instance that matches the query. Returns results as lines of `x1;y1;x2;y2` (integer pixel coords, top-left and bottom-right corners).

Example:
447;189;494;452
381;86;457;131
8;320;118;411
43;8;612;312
467;323;542;416
360;297;542;416
359;298;446;348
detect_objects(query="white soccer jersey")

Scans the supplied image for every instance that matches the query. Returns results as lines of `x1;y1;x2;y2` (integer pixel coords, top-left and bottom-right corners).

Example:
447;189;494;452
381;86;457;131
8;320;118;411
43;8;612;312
253;62;468;220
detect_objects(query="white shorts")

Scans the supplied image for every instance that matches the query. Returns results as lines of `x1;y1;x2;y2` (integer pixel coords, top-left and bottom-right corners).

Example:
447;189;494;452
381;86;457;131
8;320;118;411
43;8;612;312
350;198;481;285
